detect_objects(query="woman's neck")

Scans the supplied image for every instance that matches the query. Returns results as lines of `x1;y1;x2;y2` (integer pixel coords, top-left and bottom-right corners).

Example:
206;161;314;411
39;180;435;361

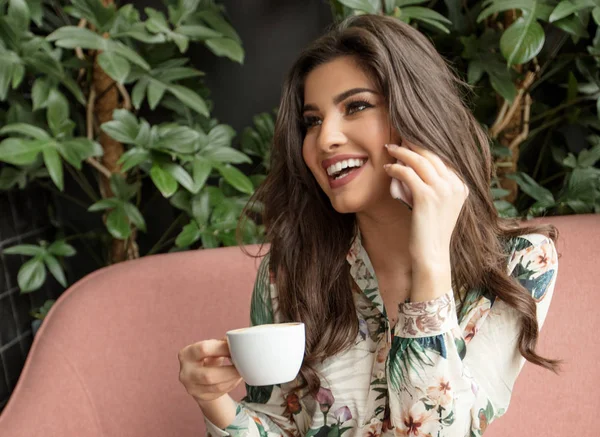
355;202;413;277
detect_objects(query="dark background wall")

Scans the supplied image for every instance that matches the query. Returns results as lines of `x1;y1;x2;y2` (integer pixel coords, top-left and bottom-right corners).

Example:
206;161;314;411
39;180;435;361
0;184;63;410
0;0;333;411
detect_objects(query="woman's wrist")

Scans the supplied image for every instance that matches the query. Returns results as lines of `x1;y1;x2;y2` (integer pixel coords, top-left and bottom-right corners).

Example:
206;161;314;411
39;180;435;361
410;259;452;302
197;394;238;429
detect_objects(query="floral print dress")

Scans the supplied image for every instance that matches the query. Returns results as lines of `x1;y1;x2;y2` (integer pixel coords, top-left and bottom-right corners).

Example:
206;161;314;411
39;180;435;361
204;233;558;437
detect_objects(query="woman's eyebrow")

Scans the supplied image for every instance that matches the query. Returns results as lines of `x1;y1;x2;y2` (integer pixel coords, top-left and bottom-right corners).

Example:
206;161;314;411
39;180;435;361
302;87;378;113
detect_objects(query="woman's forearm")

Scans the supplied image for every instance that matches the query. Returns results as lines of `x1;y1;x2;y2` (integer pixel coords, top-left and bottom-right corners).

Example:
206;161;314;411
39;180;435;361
197;394;238;429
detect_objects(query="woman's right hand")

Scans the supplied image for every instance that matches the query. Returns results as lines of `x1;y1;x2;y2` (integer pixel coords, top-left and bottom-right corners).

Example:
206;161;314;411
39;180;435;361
178;339;244;405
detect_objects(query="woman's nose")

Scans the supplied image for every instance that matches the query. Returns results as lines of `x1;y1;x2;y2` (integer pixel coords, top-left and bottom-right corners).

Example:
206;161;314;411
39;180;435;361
317;116;347;152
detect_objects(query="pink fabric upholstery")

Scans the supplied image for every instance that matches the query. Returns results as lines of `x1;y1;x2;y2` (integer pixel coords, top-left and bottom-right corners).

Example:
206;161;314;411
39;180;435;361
0;214;597;437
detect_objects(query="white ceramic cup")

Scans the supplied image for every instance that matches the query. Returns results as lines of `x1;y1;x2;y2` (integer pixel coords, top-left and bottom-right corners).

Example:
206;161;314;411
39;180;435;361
226;322;305;386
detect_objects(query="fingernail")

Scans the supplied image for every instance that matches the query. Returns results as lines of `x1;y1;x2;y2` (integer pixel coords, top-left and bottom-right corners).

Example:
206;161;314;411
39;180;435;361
386;143;399;150
383;164;392;170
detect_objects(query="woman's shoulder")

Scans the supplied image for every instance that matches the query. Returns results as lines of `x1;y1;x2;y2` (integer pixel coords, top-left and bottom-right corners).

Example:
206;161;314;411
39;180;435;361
505;232;558;302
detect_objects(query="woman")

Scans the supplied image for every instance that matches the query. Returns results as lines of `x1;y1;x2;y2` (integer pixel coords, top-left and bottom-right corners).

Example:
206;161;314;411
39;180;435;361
178;14;559;437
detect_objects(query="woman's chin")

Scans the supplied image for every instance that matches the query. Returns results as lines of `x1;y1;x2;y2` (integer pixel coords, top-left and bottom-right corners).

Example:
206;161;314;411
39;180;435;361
329;197;365;214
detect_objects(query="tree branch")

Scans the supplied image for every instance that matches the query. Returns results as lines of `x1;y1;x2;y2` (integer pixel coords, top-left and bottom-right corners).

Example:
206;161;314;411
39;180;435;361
85;85;112;179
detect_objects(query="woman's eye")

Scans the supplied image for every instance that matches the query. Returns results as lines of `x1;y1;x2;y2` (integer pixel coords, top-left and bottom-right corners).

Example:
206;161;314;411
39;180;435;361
302;116;322;128
346;100;373;115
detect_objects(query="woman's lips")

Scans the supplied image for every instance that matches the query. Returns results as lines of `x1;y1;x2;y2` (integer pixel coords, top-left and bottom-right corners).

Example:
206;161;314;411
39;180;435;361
328;162;366;189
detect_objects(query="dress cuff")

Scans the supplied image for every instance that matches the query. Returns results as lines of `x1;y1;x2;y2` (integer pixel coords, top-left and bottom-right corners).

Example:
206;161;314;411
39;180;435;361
395;290;458;338
203;402;243;437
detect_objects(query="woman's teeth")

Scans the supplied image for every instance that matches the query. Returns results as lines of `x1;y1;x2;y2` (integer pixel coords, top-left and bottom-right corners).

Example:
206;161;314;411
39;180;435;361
326;159;366;179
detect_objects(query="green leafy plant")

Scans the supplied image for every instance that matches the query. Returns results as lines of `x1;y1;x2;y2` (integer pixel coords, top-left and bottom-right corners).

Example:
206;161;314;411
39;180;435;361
332;0;600;216
2;0;598;319
0;0;266;314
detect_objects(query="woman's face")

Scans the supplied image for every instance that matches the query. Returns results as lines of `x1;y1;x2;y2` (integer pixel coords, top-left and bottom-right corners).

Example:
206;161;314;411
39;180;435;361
301;56;400;214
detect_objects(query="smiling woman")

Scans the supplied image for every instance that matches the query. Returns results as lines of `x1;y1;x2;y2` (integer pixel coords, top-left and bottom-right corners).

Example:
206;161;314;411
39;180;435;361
178;14;561;437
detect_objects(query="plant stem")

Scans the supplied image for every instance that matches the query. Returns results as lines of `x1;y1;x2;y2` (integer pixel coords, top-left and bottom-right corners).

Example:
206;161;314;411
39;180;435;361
151;237;177;254
37;181;91;210
530;96;594;123
146;212;187;256
66;165;99;202
63;230;102;242
60;220;106;267
528;117;566;138
539;171;567;186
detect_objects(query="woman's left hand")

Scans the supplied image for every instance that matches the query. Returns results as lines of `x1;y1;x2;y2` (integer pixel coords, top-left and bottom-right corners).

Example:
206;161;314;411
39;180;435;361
383;140;469;301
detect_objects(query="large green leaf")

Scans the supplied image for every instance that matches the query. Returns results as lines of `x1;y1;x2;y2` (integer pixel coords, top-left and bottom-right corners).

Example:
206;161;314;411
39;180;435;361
101;109;139;143
208;124;235;148
0;49;21;101
43;254;67;287
152;66;204;83
106;207;131;239
113;26;167;44
47;240;77;257
553;14;589;37
145;7;170;33
24;55;86;104
47;89;70;137
0;123;51;140
18;257;46;293
489;72;517;103
196;10;241;43
0;138;51;165
478;0;553;22
338;0;379;13
593;6;600;25
47;26;108;50
216;164;254;195
97;52;130;84
110;41;151;70
147;80;167;110
118;148;151;172
500;13;545;65
132;77;149;110
176;24;222;40
123;202;146;232
549;0;592;22
155;126;201;154
150;163;178;197
566;167;599;201
398;7;452;33
110;174;138;200
3;244;45;256
202;147;251;164
507;172;555;205
191;190;210;225
167;85;209;116
162;163;196;193
467;60;485;84
31;77;52;110
578;144;600;167
8;0;30;31
88;197;122;212
192;157;212;192
175;220;201;247
68;0;116;31
57;138;103;169
0;166;24;190
205;38;244;64
42;147;64;190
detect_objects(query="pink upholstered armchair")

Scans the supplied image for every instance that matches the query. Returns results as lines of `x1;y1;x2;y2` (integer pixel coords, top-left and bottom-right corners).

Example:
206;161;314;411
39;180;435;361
0;215;598;437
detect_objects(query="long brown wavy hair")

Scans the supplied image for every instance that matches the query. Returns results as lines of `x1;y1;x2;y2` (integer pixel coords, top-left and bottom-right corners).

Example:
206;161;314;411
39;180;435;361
241;14;560;395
